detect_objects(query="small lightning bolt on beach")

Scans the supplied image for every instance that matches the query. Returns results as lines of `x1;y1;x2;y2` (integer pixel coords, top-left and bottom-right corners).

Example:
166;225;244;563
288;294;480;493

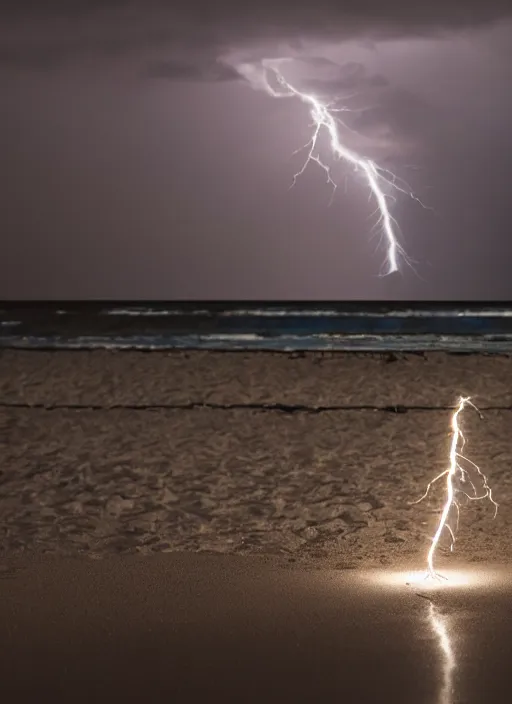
412;396;498;583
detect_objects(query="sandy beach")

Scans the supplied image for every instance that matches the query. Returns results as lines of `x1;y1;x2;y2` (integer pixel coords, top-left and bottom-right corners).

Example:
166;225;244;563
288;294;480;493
1;348;512;701
0;349;511;569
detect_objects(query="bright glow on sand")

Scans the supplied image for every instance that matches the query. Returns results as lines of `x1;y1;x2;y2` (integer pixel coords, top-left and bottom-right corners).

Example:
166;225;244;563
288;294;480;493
372;568;494;590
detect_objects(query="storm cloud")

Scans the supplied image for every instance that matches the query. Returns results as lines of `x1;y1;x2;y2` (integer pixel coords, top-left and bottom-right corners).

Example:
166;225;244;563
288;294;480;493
145;59;241;83
298;62;389;95
2;0;512;70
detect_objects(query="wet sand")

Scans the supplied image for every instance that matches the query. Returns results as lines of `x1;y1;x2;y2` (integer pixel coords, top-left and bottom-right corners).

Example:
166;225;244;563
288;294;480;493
1;553;510;703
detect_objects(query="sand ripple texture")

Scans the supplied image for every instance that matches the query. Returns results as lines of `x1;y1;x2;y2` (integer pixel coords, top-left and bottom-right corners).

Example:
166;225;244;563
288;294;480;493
1;350;511;568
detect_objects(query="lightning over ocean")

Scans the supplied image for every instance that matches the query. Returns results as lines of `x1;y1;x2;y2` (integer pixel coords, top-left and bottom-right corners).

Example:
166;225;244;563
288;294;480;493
234;58;426;276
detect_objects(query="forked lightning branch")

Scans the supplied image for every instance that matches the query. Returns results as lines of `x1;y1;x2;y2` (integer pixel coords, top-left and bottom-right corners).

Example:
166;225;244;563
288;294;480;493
236;58;426;276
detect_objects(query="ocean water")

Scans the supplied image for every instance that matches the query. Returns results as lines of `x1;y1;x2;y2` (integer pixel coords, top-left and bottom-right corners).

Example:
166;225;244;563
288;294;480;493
1;302;512;351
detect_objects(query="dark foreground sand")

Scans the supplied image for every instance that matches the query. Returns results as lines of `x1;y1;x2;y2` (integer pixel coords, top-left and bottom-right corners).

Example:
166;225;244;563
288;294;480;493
1;553;511;703
1;349;512;567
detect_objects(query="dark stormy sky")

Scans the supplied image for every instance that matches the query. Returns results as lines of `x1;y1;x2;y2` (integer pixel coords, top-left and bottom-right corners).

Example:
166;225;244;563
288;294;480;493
2;1;512;300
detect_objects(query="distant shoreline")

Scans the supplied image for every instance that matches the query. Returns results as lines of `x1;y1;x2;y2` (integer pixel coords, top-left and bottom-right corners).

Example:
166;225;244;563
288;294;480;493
1;302;512;351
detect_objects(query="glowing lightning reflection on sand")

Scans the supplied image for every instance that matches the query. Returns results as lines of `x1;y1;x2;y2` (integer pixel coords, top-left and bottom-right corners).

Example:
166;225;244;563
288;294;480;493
429;602;456;704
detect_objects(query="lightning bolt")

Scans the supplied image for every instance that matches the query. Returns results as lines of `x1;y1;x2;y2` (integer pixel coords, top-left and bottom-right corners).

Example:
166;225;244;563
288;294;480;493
412;396;498;580
236;58;426;276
